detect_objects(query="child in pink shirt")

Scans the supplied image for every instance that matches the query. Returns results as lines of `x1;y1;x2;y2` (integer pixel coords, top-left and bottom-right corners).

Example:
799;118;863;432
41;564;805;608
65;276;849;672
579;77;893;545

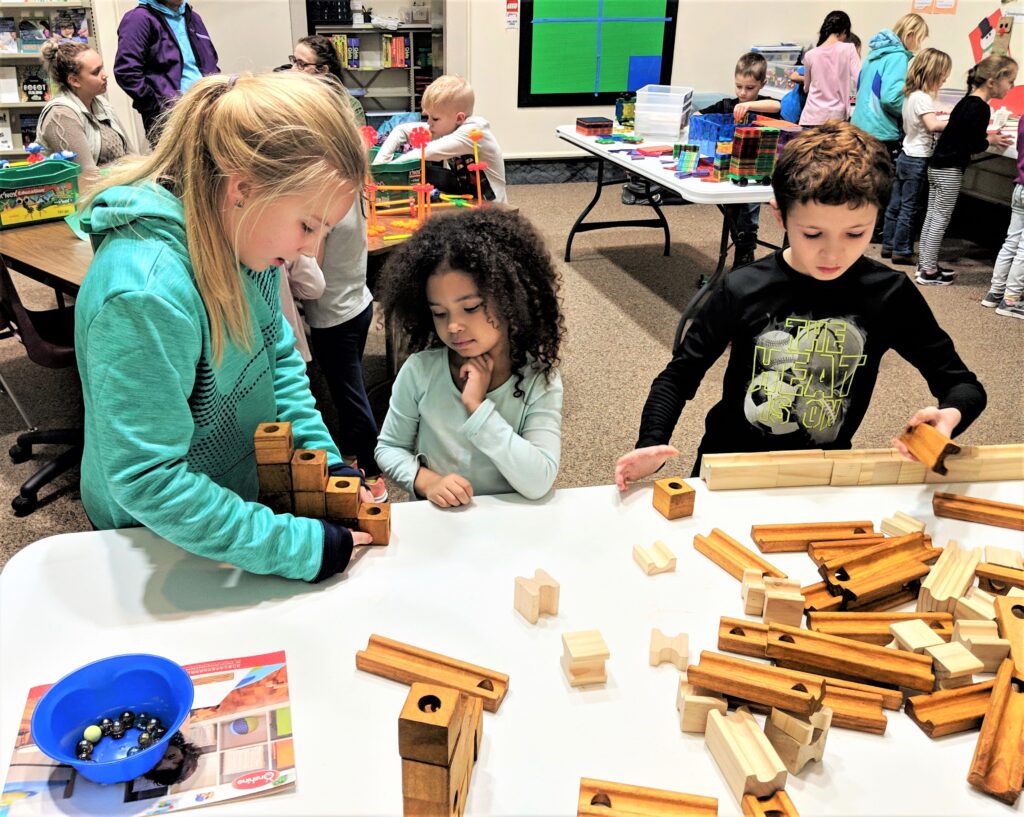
800;11;861;125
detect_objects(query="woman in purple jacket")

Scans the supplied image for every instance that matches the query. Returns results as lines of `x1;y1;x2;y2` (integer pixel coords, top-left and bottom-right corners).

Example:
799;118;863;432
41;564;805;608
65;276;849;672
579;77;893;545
114;0;219;142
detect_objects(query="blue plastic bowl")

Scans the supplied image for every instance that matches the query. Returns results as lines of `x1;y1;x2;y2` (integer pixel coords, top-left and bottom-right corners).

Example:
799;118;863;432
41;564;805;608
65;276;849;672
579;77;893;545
30;654;194;784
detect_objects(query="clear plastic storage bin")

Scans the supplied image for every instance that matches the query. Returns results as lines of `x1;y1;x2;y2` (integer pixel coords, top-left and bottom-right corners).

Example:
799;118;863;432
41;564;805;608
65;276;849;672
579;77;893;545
634;84;693;140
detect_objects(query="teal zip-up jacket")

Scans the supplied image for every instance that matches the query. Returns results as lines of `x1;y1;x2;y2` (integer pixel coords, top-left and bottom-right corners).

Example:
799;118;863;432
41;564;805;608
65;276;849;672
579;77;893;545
75;182;344;580
851;30;913;142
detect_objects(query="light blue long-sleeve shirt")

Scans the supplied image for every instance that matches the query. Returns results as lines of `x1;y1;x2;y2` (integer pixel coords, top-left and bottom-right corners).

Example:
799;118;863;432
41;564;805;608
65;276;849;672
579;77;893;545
375;348;562;500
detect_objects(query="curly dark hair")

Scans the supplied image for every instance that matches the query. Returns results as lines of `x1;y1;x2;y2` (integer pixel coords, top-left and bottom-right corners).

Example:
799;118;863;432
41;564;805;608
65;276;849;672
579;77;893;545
376;208;564;398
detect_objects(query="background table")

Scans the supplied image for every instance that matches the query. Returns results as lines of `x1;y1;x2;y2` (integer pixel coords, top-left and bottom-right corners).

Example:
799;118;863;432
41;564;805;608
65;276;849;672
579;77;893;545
2;479;1022;816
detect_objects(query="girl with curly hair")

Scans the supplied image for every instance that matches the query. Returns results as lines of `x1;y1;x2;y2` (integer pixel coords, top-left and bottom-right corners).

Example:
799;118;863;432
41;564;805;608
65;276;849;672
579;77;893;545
374;208;564;507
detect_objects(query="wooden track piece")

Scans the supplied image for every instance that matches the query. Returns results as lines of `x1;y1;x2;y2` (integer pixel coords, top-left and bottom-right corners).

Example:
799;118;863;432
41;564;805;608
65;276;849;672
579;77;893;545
926;641;984;679
918;540;980;613
693;528;787;581
764;707;831;774
814;536;941;578
890;619;945;653
954;620;1011;673
899;422;960;475
577;777;719;817
718;618;771;659
800;581;843;614
808;611;953;646
653;477;696;520
955;586;998;622
976;563;1024;596
513;569;560;624
995;596;1024;675
985;545;1023;570
880;511;926;538
765;623;935;692
678;677;728;733
741;790;799;817
905;680;995;738
704;707;788;802
967;659;1024;805
818;532;935;607
742;569;767;615
932;492;1024;531
750;521;875;554
358;501;391;545
807;536;889;567
686;651;824;715
355;634;509;712
562;630;610;687
633;540;677;575
650;629;688;670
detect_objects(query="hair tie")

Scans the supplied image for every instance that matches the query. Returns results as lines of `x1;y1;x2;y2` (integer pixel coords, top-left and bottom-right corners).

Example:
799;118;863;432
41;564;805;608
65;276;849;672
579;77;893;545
226;74;239;89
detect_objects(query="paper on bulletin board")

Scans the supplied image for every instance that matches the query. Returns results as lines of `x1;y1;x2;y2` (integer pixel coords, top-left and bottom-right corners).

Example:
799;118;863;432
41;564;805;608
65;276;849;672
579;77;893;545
991;14;1014;55
970;9;1003;61
506;0;519;30
912;0;958;13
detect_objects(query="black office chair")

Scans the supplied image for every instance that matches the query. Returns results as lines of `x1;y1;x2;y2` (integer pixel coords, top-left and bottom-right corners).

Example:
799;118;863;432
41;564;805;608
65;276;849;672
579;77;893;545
0;257;82;516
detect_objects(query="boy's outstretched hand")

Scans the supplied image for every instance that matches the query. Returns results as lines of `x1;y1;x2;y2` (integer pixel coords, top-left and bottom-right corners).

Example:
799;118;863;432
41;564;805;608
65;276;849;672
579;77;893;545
614;445;680;491
891;406;962;461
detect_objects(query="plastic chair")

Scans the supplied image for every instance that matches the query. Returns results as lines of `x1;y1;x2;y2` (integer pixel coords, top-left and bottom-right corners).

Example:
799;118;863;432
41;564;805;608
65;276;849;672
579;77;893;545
0;257;82;516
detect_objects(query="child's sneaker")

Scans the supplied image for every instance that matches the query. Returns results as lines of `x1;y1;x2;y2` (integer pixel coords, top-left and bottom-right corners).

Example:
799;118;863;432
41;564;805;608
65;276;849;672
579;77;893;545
916;268;956;286
365;477;389;503
342;454;359;469
981;290;1004;308
995;297;1024;319
880;246;893;259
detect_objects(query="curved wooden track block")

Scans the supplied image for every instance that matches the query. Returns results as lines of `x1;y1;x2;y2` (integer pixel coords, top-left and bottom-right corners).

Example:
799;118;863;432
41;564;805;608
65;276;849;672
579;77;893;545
899;422;960;475
633;540;676;575
705;708;788;802
649;628;688;670
514;569;560;624
918;540;980;613
693;528;786;581
967;659;1024;805
906;679;995;738
577;777;718;816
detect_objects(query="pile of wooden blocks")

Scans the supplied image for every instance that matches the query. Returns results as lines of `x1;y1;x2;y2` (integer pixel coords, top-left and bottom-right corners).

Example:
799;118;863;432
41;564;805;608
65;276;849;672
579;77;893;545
254;421;390;544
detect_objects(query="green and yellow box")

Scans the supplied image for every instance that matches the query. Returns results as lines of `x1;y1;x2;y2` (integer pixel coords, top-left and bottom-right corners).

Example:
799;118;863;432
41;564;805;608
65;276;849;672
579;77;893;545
0;160;81;230
368;147;422;203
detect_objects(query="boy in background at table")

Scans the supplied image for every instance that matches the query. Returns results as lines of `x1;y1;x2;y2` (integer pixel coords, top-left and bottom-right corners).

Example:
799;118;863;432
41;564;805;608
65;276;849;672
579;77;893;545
373;75;507;203
615;122;986;489
695;52;782;269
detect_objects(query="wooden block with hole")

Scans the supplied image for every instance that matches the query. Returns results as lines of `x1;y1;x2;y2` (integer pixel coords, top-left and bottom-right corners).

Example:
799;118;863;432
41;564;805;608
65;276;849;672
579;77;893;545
291;448;328;492
358;501;391;545
325;475;360;520
399;682;466;767
257;463;292;494
514;569;559;624
954;621;1012;673
742;569;767;615
653;477;695;520
764;706;832;774
293;491;326;519
890;619;946;654
762;578;804;627
899;422;961;474
704;707;788;802
577;777;719;817
562;630;609;687
633;540;676;575
254;421;293;464
649;629;688;670
258;492;292;515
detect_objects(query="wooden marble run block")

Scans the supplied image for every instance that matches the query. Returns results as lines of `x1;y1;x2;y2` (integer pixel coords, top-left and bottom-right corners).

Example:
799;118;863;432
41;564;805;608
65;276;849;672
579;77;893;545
325;475;360;520
293;490;326;519
880;511;926;538
762;579;804;628
257;462;292;494
704;708;788;803
890;619;946;654
513;569;559;624
686;651;824;715
954;620;1012;673
750;521;875;554
918;540;980;613
808;611;953;646
928;444;1024;483
355;634;509;712
398;683;466;767
253;421;293;464
812;535;938;576
358;501;391;545
986;545;1024;571
677;677;728;733
291;448;328;492
741;790;799;817
933;492;1024;531
764;706;832;774
633;540;677;576
652;477;695;520
955;586;998;622
967;659;1024;805
741;569;767;616
995;595;1024;675
899;422;960;475
977;563;1024;596
577;777;719;817
693;528;787;582
936;674;977;691
650;629;688;670
926;641;985;679
905;679;995;738
258;491;292;515
819;532;936;608
562;630;610;688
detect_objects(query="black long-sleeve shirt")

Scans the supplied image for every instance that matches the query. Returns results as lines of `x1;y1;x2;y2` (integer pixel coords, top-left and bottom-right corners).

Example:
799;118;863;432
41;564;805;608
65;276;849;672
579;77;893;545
699;95;775;116
636;251;986;462
931;94;991;170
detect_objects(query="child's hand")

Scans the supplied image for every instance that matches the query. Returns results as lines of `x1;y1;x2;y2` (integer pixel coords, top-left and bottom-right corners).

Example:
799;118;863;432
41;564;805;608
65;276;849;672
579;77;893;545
891;406;962;461
733;103;750;121
614;445;680;491
989;131;1014;148
459;354;494;413
425;473;474;508
353;531;374;545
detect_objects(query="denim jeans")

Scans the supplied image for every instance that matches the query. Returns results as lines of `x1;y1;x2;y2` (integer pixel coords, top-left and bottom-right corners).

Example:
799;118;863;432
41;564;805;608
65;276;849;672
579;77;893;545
991;184;1024;299
883;152;927;255
727;202;761;250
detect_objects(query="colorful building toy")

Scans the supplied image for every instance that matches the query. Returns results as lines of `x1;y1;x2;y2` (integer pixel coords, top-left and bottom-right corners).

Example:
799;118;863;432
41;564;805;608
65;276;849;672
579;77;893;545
576;116;614;136
676;144;700;174
727;127;779;186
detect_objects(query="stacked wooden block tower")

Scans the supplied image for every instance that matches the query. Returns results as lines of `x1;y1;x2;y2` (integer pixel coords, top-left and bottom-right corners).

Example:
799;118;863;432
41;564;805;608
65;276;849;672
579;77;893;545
253;421;391;544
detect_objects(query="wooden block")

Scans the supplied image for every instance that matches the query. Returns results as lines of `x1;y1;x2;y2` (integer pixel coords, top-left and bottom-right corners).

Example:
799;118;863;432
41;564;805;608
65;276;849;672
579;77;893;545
776;459;834;487
933;492;1024;531
513;569;559;625
819;532;936;608
750;521;876;554
955;587;998;621
293;490;326;519
809;535;927;569
937;673;977;690
562;630;609;687
977;563;1024;596
880;511;926;537
653;477;695;520
800;581;844;614
577;777;719;817
741;790;799;817
899;422;961;474
291;448;328;492
762;586;805;628
257;462;292;494
918;539;980;613
258;492;292;515
358;501;391;545
986;545;1024;570
967;659;1024;805
995;596;1024;675
402;694;481;816
693;528;787;581
890;619;947;654
677;678;728;733
704;708;788;802
633;540;676;576
856;458;902;486
686;651;824;715
741;569;767;616
355;634;509;712
896;457;928;484
398;683;466;766
808;611;953;646
325;475;360;520
906;680;995;737
253;421;293;464
649;629;688;670
926;641;985;679
764;706;831;774
954;620;1012;672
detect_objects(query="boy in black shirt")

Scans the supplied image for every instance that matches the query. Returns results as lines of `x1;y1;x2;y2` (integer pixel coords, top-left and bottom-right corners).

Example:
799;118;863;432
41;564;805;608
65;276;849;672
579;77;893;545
615;122;986;488
696;52;782;269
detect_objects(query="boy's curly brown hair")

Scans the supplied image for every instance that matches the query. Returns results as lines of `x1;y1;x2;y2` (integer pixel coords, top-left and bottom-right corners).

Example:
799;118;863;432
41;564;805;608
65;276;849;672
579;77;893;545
376;208;564;398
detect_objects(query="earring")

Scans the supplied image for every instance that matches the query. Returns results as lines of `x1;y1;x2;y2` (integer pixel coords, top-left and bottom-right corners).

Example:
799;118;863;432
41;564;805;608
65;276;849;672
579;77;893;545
235;200;244;208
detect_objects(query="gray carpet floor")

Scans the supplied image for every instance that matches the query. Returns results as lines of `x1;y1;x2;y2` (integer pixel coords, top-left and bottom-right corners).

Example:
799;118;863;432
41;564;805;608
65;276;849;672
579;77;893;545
2;180;1022;569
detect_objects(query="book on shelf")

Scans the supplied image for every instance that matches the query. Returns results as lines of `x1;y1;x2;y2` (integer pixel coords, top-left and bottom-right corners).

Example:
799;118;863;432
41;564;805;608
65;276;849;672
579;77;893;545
0;110;13;151
17;64;51;102
348;35;359;68
0;66;17;103
19;112;38;147
381;32;391;68
51;7;89;43
0;17;18;54
17;17;51;54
